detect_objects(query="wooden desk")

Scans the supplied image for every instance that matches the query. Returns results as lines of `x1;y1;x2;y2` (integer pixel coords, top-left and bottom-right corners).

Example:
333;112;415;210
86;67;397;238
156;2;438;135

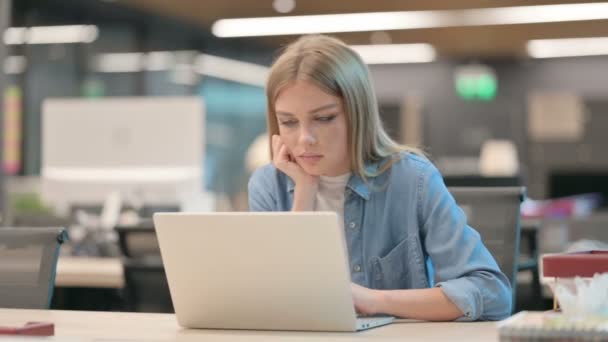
0;309;500;341
55;256;124;288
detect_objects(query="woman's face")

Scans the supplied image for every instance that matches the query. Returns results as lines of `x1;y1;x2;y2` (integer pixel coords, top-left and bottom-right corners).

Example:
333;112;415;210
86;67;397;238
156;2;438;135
274;80;351;177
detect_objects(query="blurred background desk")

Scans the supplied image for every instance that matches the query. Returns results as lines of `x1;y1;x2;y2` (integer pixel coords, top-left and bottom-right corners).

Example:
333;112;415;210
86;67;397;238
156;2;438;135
52;218;172;313
55;256;124;288
52;256;125;311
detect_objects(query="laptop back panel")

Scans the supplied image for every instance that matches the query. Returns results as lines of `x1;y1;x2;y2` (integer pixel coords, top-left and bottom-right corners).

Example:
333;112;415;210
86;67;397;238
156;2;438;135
154;212;361;331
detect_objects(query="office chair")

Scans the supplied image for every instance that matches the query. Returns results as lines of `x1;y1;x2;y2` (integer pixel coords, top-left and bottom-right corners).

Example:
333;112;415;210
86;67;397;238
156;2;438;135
115;220;173;313
448;186;525;309
0;227;68;309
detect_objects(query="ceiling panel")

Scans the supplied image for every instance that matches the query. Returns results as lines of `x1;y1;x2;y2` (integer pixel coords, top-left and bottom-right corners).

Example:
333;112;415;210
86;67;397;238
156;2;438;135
117;0;608;57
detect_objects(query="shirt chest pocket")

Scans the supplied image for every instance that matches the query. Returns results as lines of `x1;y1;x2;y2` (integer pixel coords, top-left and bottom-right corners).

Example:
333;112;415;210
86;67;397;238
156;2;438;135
370;238;411;290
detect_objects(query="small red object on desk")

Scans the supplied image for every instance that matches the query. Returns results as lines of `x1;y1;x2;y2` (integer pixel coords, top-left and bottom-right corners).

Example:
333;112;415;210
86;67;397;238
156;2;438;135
0;322;54;336
542;250;608;310
543;250;608;278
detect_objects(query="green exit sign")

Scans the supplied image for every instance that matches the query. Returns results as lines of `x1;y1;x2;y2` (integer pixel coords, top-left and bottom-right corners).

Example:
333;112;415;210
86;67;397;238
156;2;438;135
454;64;497;101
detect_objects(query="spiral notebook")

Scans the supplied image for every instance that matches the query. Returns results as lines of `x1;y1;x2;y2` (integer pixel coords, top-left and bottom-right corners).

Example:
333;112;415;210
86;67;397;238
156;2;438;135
498;311;608;341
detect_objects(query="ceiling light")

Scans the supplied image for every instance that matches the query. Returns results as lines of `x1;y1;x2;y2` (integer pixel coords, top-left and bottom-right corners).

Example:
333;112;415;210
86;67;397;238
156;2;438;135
212;2;608;37
93;51;196;73
527;37;608;58
195;54;269;87
94;52;144;73
4;25;98;45
145;51;175;71
213;12;436;37
92;51;269;86
3;28;26;44
351;43;436;64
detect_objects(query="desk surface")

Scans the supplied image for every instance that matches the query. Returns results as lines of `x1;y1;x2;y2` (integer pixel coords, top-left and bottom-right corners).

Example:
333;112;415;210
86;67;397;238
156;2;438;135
56;256;124;288
0;309;500;341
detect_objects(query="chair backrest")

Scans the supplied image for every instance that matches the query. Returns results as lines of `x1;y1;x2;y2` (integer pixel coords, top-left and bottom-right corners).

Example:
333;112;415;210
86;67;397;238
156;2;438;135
0;227;67;309
448;187;525;288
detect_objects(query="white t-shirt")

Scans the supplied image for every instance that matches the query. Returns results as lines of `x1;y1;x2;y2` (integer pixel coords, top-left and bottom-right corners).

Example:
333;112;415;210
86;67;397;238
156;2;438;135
314;172;351;227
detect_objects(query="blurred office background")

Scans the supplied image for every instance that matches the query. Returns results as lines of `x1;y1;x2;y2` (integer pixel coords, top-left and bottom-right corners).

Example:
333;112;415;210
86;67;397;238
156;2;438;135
1;0;608;314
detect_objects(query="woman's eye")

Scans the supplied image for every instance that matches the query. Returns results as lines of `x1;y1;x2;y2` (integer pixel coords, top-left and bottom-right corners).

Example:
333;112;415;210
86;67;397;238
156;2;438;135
280;120;298;127
316;115;336;122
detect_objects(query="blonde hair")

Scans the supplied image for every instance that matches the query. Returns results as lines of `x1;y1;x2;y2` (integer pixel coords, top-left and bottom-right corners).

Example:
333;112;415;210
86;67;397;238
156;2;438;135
266;35;423;179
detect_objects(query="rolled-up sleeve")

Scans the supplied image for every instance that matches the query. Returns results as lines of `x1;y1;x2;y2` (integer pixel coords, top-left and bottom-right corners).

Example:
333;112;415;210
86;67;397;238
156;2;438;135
248;166;277;211
419;165;512;321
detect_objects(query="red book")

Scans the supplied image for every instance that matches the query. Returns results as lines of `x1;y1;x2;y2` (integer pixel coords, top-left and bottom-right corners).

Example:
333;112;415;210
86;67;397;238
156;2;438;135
542;251;608;278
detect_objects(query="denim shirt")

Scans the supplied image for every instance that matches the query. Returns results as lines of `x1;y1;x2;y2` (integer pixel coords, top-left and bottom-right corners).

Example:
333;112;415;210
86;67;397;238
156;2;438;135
247;152;512;321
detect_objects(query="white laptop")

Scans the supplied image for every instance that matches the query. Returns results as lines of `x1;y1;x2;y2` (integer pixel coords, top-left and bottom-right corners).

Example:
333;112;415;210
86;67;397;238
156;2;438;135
153;212;394;332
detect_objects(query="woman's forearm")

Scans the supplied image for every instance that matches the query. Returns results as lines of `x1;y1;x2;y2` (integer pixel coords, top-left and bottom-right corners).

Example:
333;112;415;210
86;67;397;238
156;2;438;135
376;287;463;321
291;185;317;211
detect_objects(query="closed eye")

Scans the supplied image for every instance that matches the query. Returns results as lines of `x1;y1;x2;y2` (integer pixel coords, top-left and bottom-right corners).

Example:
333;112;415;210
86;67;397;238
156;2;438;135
315;114;337;123
279;119;298;127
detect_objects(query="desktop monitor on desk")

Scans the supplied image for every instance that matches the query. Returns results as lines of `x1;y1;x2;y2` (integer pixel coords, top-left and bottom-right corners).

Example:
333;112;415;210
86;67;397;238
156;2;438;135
41;97;208;215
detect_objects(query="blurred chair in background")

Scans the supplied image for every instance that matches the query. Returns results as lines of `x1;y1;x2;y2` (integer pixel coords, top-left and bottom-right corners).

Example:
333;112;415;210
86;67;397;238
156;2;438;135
116;220;172;313
448;186;525;311
0;227;67;309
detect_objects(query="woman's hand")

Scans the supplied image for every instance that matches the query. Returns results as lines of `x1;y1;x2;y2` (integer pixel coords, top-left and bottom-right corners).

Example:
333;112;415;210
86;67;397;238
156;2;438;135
272;135;318;211
351;283;384;316
272;134;319;186
272;134;318;187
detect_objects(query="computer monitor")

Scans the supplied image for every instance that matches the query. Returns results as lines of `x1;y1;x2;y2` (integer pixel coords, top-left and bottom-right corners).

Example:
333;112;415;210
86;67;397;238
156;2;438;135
41;97;206;214
550;171;607;208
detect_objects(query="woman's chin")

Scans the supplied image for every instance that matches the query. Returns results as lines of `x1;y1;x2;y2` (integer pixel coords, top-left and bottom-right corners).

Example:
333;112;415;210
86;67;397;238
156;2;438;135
300;165;323;176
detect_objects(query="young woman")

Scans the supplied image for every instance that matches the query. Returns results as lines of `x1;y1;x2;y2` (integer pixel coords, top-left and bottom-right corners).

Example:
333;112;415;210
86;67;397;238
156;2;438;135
248;35;511;321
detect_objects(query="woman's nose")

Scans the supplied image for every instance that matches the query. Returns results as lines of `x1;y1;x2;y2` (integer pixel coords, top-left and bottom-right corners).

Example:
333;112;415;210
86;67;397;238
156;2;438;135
299;127;317;145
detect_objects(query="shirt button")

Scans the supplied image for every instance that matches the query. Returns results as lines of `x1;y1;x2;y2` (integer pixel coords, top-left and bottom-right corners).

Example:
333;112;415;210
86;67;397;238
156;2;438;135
349;222;356;229
353;264;362;272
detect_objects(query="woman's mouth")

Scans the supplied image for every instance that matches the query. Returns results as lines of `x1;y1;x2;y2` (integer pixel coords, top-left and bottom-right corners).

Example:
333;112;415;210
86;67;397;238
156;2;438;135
298;154;323;163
